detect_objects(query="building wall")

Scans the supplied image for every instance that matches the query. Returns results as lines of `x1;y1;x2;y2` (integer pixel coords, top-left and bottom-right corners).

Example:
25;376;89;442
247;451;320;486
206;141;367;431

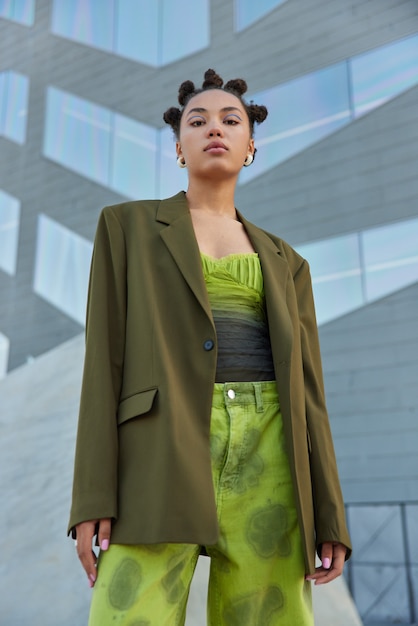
1;0;418;621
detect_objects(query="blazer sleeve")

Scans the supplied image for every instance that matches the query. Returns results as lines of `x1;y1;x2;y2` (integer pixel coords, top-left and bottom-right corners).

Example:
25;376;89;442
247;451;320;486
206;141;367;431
68;207;127;536
294;259;352;556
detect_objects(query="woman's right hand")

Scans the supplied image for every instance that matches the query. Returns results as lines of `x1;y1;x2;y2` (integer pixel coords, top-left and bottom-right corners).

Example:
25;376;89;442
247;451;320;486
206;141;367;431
75;518;112;587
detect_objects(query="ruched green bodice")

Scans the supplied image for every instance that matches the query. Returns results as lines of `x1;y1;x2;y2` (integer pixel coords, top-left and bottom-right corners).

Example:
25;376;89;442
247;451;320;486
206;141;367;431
201;252;275;382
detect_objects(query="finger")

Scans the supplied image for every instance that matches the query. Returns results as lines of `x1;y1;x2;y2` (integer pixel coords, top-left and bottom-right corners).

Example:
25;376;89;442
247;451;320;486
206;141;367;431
98;517;112;552
75;520;99;587
320;541;334;570
307;544;347;585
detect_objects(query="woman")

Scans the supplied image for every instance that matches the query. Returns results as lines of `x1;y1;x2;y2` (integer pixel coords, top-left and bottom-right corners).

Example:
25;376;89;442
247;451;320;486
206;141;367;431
69;69;351;625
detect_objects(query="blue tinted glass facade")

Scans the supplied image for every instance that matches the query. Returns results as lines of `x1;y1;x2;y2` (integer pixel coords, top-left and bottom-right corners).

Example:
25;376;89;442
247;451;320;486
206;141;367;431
43;87;159;199
0;0;35;25
0;71;29;144
240;62;351;183
296;217;418;326
44;87;111;185
235;0;287;31
240;34;418;183
111;113;158;199
116;0;159;65
51;0;113;50
33;214;93;326
351;34;418;117
0;189;20;276
51;0;209;66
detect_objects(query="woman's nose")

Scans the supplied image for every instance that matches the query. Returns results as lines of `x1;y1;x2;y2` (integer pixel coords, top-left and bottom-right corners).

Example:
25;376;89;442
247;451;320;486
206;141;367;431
207;123;223;137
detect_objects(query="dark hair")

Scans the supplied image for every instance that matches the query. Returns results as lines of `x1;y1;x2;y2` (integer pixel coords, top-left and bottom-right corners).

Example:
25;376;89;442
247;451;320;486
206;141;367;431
163;68;268;141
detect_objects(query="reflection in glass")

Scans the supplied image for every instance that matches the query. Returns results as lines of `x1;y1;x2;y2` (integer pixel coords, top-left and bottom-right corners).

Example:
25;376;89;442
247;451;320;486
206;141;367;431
44;86;161;199
296;217;418;326
296;234;363;325
51;0;209;66
0;0;35;25
44;87;111;185
0;190;20;276
158;127;188;199
0;332;9;380
362;218;418;302
235;0;287;31
0;71;29;144
351;34;418;117
240;62;351;183
51;0;113;50
116;0;158;65
111;113;158;199
33;215;93;326
161;0;209;64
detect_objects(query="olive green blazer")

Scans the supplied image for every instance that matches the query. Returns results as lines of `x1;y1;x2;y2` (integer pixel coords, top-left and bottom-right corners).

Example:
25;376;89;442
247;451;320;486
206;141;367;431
68;191;351;574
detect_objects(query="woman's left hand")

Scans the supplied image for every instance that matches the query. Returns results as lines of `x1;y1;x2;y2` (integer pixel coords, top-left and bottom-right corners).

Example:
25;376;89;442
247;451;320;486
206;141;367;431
305;542;347;585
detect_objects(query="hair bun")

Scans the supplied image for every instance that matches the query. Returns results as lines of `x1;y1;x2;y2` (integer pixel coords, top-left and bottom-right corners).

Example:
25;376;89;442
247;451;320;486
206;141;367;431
163;107;182;127
178;80;196;106
224;78;248;96
248;102;268;124
202;69;224;89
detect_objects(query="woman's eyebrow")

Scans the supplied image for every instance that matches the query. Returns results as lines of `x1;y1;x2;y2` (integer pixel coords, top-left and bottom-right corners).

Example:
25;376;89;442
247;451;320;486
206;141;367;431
186;106;243;116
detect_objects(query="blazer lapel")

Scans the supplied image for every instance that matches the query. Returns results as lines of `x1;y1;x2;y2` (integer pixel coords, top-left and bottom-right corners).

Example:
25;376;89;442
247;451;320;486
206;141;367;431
238;213;293;364
157;193;293;363
157;192;214;322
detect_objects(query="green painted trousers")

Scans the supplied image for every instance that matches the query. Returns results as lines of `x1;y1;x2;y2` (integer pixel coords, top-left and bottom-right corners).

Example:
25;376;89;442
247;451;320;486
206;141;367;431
88;381;313;625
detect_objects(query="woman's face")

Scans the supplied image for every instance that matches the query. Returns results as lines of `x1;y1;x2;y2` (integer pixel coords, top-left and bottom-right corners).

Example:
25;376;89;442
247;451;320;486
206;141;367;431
176;89;254;179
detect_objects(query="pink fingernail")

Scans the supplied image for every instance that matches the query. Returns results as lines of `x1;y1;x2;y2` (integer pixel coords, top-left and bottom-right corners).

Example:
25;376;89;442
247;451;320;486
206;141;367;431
89;573;96;583
101;539;109;550
88;578;94;588
323;557;331;569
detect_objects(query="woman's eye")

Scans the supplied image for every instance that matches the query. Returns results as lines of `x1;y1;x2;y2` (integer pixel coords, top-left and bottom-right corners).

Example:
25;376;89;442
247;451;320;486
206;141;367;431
225;118;239;125
191;120;204;127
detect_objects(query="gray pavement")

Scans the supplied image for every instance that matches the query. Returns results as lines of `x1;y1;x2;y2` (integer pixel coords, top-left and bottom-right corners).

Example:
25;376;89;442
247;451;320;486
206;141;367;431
0;334;362;625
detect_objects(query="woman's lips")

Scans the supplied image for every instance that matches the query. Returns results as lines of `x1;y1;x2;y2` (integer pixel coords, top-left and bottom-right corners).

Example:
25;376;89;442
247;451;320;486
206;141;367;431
204;142;228;153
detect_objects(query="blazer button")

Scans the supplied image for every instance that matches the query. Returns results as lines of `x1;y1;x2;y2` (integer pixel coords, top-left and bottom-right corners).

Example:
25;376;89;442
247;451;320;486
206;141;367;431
203;339;214;351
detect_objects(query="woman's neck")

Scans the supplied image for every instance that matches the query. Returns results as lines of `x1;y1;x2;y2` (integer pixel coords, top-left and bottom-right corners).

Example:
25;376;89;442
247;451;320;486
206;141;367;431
185;179;237;219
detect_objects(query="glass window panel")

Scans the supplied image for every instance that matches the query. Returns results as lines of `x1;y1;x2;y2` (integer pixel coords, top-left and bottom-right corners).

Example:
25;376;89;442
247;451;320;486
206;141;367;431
11;0;35;24
0;71;29;144
362;218;418;301
51;0;113;51
116;0;158;65
351;34;418;117
0;0;35;24
0;332;10;380
296;234;363;325
240;62;351;183
0;0;14;19
44;87;111;185
33;214;93;326
235;0;287;31
111;113;158;199
0;72;5;128
0;189;20;275
157;127;188;199
161;0;209;64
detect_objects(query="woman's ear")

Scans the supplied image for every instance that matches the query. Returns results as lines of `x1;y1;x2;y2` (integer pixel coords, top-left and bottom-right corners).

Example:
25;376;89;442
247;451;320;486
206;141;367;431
248;138;255;155
176;141;182;159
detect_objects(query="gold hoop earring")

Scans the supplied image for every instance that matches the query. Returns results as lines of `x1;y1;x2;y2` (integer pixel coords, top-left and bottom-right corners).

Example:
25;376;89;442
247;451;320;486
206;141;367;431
177;156;187;169
243;154;254;167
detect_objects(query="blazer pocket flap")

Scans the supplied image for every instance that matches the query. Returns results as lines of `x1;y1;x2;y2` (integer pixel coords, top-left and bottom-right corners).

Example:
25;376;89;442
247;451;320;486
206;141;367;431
117;388;158;425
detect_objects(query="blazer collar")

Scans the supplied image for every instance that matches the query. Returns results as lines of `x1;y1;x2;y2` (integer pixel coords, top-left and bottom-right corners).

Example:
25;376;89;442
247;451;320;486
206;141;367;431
157;192;213;320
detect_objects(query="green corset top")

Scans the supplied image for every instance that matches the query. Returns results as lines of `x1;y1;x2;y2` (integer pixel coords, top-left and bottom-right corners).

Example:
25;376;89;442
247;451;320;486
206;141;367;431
201;252;275;383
